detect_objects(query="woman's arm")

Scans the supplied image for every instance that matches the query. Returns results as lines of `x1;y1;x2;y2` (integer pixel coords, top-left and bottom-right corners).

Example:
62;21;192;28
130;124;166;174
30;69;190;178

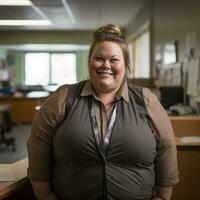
143;88;179;200
27;86;69;199
153;186;173;200
31;181;58;200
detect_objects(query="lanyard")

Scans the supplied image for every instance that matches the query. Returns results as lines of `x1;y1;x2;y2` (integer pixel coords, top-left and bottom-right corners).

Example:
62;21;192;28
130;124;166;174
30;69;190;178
91;103;117;155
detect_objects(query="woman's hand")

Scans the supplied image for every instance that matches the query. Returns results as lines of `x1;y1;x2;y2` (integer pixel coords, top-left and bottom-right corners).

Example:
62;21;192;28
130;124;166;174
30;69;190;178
30;181;58;200
153;185;173;200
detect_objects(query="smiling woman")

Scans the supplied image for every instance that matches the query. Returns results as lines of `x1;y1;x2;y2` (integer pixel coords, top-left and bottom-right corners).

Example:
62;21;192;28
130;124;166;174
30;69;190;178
27;24;179;200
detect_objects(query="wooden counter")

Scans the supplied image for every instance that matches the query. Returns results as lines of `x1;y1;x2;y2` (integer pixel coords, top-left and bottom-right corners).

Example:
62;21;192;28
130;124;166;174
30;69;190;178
170;115;200;136
170;116;200;200
0;92;49;123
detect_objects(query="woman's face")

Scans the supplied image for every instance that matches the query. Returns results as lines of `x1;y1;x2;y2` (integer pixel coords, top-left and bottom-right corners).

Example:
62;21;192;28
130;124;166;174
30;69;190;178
89;41;126;93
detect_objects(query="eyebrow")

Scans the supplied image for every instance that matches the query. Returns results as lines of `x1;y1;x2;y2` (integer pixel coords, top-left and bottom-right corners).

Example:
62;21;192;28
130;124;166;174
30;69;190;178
94;53;120;58
111;55;120;58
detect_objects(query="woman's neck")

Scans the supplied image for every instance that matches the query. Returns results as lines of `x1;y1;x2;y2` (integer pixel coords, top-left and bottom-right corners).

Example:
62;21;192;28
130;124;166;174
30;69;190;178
95;89;118;106
90;81;123;106
99;93;115;106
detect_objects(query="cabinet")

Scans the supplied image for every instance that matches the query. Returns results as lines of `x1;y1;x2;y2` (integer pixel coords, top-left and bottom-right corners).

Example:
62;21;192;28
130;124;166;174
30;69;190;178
172;147;200;200
170;116;200;200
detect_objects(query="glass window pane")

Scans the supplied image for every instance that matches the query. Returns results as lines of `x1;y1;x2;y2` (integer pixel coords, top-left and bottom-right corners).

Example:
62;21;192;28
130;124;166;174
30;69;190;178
51;53;77;85
129;30;150;78
25;53;50;85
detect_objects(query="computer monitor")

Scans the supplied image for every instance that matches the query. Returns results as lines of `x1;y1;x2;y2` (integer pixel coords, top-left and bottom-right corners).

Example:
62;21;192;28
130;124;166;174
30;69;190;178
159;86;184;109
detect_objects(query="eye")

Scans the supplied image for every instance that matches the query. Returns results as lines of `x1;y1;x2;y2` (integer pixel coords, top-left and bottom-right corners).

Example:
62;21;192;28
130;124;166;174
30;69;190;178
95;56;104;61
111;58;120;63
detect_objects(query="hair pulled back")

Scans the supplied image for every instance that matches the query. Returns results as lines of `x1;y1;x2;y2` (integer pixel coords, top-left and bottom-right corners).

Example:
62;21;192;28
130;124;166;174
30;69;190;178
88;24;130;70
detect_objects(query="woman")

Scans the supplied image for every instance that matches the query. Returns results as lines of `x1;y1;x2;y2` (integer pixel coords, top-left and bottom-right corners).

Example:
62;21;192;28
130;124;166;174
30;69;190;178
27;24;179;200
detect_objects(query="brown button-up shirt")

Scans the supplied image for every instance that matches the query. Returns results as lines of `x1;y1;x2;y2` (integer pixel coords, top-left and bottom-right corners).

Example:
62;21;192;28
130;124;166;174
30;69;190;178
27;80;179;186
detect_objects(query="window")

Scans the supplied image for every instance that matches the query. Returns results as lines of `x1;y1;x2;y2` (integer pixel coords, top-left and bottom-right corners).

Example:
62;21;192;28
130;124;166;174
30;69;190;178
129;30;150;78
51;53;76;85
25;52;77;85
25;53;50;85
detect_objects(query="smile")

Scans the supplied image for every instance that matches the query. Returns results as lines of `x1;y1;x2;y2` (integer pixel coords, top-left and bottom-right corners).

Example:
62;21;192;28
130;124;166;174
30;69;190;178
97;71;114;75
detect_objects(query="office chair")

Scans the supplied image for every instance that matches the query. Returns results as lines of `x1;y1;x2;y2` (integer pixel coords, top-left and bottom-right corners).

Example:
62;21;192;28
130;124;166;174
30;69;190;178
0;105;16;152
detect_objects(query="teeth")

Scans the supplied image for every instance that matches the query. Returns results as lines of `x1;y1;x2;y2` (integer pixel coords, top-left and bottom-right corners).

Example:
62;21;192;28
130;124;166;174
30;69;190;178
97;71;114;75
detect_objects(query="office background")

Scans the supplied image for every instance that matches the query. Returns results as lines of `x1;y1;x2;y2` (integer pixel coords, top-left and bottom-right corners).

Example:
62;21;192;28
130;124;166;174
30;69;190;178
0;0;200;200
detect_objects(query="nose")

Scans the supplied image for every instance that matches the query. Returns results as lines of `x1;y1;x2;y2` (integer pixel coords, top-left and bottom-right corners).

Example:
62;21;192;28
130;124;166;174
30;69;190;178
103;59;111;69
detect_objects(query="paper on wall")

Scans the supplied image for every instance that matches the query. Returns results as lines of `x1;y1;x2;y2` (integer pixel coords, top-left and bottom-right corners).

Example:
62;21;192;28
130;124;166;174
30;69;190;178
187;58;200;96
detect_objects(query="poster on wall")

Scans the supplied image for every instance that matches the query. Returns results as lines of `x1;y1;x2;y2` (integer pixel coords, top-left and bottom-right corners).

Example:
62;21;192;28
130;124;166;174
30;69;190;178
185;32;197;58
186;58;200;96
159;63;182;86
0;69;9;81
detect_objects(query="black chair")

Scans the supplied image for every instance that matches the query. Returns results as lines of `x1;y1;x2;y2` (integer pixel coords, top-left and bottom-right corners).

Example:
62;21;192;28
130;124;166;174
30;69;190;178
0;105;16;152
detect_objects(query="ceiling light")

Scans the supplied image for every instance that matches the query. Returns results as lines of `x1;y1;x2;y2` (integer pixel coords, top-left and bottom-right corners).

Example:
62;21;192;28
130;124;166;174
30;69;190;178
0;0;32;6
0;20;52;26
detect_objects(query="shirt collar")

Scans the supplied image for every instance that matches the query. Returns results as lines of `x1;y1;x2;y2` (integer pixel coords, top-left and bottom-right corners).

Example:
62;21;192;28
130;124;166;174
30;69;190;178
81;79;129;103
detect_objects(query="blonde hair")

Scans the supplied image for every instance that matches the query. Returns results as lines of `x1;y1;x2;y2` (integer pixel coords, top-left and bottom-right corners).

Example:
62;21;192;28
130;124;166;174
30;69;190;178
88;24;130;70
93;24;122;38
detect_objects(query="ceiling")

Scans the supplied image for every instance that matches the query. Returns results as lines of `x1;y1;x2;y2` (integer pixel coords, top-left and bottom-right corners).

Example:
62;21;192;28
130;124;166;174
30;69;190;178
0;0;144;31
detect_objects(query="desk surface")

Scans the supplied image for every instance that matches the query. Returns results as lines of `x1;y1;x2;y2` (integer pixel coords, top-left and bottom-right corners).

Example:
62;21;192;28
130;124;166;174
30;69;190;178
0;158;28;199
169;115;200;120
176;137;200;146
0;92;49;100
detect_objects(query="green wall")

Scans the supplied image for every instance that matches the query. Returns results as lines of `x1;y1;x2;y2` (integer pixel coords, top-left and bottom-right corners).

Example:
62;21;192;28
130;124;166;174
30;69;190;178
0;31;92;44
7;51;25;85
0;49;7;59
77;50;89;81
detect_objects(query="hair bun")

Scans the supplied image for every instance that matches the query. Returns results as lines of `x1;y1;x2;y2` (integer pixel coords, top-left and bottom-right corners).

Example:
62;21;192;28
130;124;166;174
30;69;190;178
93;24;122;38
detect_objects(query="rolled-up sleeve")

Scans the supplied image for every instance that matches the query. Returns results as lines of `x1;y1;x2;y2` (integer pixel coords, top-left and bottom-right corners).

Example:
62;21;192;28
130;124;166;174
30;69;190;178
143;88;179;186
27;85;68;181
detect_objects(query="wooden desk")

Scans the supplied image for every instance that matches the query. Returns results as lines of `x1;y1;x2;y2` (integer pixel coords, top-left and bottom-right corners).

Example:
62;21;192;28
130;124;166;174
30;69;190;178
170;116;200;136
0;93;49;123
170;116;200;200
171;141;200;200
0;158;35;200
